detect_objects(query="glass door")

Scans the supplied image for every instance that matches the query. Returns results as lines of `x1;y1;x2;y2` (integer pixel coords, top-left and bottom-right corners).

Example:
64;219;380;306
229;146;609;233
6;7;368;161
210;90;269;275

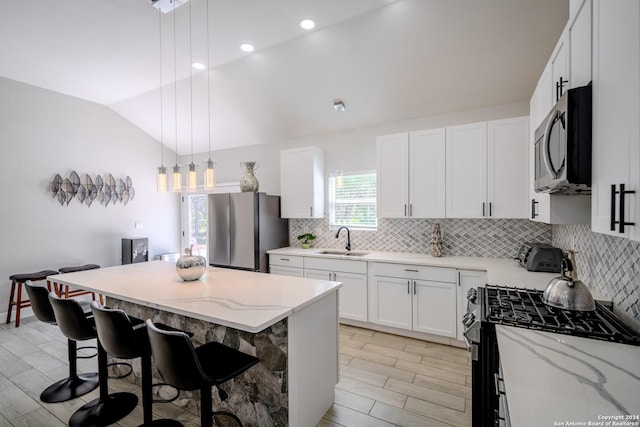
182;193;208;261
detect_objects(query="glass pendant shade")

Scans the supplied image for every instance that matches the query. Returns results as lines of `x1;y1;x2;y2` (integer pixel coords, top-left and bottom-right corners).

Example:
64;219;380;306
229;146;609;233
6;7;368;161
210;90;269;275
187;163;197;191
204;159;216;190
157;166;168;192
172;165;182;192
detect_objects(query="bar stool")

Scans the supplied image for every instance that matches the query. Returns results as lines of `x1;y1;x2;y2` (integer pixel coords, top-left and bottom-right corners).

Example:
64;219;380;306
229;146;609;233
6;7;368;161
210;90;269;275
54;264;103;304
49;294;137;427
90;302;181;427
24;282;99;403
146;320;259;427
6;269;59;327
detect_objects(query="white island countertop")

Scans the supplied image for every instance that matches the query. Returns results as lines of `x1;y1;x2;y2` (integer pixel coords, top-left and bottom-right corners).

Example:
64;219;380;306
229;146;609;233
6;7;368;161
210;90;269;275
48;261;341;333
268;247;608;299
496;325;640;426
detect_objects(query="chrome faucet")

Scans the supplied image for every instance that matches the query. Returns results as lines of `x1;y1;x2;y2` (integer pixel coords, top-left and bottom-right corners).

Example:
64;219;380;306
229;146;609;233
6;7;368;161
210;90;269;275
335;227;351;251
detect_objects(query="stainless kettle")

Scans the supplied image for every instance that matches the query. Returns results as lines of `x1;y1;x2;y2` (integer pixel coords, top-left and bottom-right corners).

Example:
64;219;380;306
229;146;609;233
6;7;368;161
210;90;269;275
542;252;595;312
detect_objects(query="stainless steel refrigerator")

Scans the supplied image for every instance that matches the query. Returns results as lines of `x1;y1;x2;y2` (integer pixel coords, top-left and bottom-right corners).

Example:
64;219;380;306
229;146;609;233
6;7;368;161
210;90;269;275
208;192;289;272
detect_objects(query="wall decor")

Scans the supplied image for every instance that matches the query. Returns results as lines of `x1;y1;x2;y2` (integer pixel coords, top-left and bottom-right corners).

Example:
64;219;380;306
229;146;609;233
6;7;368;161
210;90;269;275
50;171;135;207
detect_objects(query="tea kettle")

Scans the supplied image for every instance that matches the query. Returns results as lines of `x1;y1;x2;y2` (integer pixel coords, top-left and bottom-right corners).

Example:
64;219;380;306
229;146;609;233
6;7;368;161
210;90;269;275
542;250;596;311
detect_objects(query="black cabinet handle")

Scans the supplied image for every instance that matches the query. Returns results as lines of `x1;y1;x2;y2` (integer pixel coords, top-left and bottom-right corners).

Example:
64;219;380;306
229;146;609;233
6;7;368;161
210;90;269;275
489;202;492;217
556;81;560;102
611;184;618;231
404;269;419;272
531;199;539;219
413;280;416;295
404;204;407;217
482;202;486;217
407;281;410;294
619;183;636;233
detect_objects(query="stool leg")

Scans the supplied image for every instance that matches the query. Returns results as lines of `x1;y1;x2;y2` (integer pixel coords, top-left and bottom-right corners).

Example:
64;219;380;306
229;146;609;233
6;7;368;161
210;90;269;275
6;280;16;324
201;387;213;427
141;353;153;426
15;281;23;327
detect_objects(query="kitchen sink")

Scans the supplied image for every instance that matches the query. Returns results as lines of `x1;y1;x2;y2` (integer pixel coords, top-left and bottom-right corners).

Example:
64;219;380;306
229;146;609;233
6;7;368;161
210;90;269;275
319;250;369;257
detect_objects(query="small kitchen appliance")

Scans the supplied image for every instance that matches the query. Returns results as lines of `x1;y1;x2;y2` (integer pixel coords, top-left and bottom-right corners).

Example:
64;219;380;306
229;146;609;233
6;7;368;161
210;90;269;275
462;285;640;427
534;84;592;194
122;237;148;264
516;242;563;272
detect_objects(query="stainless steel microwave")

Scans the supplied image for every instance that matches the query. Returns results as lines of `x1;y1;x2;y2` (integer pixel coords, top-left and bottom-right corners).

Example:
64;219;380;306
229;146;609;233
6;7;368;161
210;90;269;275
534;85;592;194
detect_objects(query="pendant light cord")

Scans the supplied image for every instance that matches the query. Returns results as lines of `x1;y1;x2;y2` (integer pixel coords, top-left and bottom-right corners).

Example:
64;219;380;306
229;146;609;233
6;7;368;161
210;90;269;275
206;0;212;162
173;2;178;167
159;9;164;167
189;0;194;165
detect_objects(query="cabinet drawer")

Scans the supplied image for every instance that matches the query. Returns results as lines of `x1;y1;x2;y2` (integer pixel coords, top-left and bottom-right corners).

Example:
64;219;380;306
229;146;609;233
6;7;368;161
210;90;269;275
369;262;455;282
303;257;367;274
269;255;304;268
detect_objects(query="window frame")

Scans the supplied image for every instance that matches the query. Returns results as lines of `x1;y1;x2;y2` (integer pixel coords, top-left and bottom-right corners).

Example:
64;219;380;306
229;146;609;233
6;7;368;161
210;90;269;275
327;169;378;231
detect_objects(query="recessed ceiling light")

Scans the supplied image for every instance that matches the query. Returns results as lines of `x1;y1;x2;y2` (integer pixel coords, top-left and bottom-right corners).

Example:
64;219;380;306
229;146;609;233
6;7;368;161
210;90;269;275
191;62;206;70
240;43;255;53
333;99;346;112
300;19;315;30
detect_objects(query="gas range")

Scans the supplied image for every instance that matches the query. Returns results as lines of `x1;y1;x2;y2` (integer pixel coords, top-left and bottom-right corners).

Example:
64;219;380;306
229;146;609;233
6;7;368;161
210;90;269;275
482;285;640;344
463;285;640;427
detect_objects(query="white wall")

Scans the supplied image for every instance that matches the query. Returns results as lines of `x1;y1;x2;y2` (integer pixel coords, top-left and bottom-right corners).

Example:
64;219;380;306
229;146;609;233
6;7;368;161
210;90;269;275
0;77;181;320
185;101;529;194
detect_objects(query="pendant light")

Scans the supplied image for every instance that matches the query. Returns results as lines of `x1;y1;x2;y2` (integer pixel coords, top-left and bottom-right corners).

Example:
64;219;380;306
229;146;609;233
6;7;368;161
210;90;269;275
171;2;182;193
157;9;168;192
186;0;197;192
203;0;216;190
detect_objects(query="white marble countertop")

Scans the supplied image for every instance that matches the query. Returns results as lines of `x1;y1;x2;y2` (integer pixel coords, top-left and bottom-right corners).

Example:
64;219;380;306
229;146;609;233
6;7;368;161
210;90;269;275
48;261;341;333
496;325;640;426
267;247;608;300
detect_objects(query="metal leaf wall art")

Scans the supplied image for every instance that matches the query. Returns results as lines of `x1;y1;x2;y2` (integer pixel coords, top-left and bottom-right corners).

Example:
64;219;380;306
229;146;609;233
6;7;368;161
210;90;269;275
49;171;136;207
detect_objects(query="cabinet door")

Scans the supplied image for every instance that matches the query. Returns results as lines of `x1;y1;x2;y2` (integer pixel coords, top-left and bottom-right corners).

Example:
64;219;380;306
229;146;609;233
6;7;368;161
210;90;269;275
335;272;368;322
551;32;569;102
270;265;304;278
369;276;412;330
537;63;555;123
409;128;446;218
304;268;333;282
456;270;487;341
569;0;592;88
446;122;488;218
487;117;529;219
377;133;409;218
413;280;457;337
592;0;639;238
280;147;324;218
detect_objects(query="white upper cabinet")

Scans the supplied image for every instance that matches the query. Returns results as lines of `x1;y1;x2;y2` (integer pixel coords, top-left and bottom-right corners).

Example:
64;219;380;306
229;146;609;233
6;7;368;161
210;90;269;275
377;129;446;218
487;117;530;219
377;133;409;218
446;122;488;218
551;31;570;102
280;146;324;219
446;119;528;219
569;0;592;88
591;0;640;241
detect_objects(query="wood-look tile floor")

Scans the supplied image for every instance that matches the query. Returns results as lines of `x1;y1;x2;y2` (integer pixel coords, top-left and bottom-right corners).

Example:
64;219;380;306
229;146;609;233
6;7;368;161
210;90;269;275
0;318;471;426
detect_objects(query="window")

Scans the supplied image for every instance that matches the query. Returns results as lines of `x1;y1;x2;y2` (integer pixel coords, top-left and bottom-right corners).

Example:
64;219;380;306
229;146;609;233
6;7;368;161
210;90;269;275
328;171;377;229
182;193;208;259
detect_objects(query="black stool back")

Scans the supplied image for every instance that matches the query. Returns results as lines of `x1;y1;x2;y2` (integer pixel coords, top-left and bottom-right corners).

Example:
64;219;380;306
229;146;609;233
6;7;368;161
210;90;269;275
91;303;144;359
49;294;95;341
23;283;99;403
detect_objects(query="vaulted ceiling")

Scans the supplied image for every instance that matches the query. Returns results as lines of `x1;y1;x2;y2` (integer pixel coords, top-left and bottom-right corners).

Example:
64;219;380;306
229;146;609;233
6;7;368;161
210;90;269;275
0;0;567;155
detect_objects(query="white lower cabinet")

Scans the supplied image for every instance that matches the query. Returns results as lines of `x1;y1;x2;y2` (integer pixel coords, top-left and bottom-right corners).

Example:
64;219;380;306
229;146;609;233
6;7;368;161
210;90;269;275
303;257;368;322
456;270;487;341
369;262;457;338
269;265;304;278
269;255;304;277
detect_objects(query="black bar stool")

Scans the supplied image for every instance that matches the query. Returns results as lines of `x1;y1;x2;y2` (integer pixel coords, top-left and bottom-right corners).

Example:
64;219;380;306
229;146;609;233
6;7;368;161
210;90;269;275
54;264;103;304
49;294;137;427
24;282;99;403
145;320;259;427
90;302;181;427
6;269;58;327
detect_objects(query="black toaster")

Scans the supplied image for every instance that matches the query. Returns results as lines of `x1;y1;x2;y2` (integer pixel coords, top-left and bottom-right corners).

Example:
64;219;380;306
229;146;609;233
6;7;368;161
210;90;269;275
516;242;563;273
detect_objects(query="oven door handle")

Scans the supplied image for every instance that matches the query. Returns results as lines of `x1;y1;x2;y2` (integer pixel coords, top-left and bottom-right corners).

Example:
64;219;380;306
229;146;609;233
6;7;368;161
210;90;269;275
542;109;558;179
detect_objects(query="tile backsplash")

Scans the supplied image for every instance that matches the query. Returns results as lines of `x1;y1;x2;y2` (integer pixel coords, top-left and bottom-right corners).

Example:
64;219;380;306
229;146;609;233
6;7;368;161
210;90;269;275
290;218;551;258
553;224;640;330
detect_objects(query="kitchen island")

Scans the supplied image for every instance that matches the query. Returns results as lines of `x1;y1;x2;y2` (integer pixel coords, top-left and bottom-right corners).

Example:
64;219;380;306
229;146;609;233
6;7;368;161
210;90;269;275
49;261;342;427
